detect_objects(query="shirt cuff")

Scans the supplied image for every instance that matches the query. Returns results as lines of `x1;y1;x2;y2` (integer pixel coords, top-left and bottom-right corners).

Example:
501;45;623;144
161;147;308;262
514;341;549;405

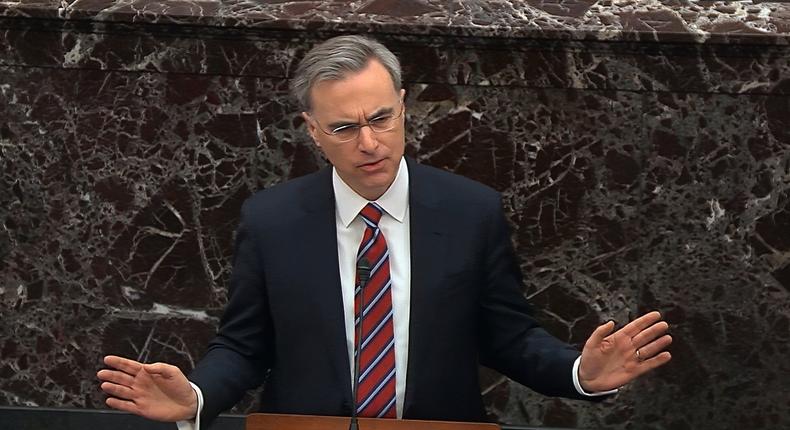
176;382;204;430
572;356;619;397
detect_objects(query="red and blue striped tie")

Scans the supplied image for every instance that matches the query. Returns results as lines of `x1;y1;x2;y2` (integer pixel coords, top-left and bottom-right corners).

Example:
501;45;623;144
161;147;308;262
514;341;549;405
354;202;396;418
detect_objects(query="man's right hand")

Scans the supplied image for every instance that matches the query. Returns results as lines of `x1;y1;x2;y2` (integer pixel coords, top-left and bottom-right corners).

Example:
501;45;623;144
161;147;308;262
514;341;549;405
97;355;198;422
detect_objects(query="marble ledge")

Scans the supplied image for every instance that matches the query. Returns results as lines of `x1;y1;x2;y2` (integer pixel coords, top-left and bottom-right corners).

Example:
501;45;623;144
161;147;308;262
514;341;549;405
1;0;790;46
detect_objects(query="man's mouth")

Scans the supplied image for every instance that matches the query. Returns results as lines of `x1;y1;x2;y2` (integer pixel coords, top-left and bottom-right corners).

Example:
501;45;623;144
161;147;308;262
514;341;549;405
359;159;384;171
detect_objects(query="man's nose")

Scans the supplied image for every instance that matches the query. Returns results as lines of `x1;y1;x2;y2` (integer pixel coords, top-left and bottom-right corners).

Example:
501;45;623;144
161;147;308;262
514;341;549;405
357;126;378;151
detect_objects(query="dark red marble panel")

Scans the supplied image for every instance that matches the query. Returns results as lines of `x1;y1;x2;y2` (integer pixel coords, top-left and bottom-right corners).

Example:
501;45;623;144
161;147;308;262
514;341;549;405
2;4;790;429
2;0;790;44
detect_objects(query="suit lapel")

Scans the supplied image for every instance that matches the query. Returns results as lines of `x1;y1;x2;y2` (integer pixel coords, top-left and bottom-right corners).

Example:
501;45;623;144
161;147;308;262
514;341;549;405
403;159;448;416
297;167;354;405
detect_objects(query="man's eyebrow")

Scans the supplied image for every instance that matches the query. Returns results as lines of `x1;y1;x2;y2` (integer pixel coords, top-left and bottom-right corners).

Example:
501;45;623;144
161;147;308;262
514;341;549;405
326;107;395;129
327;119;357;129
367;107;394;120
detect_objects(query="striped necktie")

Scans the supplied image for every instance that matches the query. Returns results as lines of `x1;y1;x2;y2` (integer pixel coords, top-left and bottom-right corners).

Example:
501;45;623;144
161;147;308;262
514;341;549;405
354;202;397;418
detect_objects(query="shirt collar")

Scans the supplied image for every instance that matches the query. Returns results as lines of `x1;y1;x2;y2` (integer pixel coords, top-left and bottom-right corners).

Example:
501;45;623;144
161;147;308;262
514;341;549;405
333;157;409;228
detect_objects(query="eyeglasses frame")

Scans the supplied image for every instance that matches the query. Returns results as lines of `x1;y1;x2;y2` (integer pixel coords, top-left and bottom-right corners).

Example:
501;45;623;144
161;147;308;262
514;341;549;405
307;101;405;143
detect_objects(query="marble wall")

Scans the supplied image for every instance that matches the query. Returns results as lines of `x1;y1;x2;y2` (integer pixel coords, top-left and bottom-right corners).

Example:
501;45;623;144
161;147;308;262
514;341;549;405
2;1;789;429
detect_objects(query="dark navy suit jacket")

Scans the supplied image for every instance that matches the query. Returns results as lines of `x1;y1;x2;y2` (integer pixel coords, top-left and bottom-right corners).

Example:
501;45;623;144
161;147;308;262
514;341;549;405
189;158;586;425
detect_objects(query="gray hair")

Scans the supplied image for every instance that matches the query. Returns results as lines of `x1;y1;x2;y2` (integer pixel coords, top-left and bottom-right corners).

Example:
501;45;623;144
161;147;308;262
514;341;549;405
290;35;402;111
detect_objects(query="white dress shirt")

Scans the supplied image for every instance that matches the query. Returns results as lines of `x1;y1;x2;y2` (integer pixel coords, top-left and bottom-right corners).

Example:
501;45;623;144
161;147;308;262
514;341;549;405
179;156;613;430
333;156;411;418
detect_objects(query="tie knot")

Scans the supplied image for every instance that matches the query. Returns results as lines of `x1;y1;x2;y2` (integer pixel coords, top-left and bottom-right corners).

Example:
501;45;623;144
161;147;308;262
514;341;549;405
360;202;384;227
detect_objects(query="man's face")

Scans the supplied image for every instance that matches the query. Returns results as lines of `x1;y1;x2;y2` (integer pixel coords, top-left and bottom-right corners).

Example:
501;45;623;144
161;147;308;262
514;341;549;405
302;59;406;201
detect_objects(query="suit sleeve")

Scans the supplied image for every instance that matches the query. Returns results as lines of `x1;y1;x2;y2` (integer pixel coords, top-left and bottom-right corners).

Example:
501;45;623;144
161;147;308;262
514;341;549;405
477;195;589;399
189;198;274;424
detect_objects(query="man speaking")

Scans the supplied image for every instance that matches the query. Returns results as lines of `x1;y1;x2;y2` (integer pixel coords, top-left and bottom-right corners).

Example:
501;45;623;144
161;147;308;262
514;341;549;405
97;35;672;428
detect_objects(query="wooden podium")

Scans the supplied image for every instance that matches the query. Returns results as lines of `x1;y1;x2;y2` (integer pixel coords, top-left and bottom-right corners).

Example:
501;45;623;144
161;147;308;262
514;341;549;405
246;413;500;430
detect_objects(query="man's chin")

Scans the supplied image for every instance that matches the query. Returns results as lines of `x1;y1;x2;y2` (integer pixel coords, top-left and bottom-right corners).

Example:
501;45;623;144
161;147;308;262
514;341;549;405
355;174;396;199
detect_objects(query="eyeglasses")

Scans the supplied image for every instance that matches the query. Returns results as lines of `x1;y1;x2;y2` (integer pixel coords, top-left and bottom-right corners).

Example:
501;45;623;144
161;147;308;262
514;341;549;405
309;102;404;143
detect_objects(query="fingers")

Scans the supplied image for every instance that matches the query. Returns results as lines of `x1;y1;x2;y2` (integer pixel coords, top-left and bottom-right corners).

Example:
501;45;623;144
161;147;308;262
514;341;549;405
99;356;143;415
637;334;673;359
636;350;672;374
620;310;663;338
143;362;179;378
100;381;135;400
631;320;670;349
105;396;140;415
97;369;135;387
586;320;616;347
104;355;143;375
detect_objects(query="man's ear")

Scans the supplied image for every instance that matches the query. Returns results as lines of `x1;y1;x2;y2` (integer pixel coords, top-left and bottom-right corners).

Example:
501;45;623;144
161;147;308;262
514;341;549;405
301;112;320;147
399;88;406;102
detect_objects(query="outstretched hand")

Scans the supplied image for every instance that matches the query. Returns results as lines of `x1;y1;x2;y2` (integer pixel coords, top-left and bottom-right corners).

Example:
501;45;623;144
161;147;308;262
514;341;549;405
97;355;197;422
578;311;672;393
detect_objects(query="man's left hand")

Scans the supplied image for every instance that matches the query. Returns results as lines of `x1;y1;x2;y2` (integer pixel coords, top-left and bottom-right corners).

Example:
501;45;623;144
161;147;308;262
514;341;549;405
578;310;672;392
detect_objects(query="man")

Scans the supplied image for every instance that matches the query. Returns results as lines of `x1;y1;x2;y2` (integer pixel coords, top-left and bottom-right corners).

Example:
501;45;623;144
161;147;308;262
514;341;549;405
97;35;672;428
